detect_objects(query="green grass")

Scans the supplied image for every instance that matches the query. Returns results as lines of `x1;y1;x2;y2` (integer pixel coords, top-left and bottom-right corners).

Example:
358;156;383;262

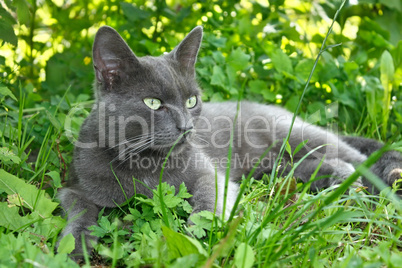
0;91;401;267
0;76;401;268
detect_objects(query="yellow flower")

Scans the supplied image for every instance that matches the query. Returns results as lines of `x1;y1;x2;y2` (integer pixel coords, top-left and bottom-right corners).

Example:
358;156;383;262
84;56;91;65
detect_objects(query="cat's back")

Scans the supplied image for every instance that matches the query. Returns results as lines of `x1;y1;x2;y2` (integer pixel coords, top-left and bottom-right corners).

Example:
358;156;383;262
200;101;296;131
201;101;291;118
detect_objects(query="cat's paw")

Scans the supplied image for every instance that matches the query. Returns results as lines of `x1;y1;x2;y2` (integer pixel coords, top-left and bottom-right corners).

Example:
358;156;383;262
388;168;402;194
352;177;364;188
388;168;402;183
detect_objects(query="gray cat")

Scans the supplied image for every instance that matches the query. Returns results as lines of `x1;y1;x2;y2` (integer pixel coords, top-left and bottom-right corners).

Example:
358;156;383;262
59;26;402;258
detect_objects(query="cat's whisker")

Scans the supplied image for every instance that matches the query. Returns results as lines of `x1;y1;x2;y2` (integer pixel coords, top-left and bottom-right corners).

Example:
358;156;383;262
113;139;156;168
110;137;154;164
116;140;151;160
127;139;155;156
104;133;155;160
192;134;210;146
106;132;155;150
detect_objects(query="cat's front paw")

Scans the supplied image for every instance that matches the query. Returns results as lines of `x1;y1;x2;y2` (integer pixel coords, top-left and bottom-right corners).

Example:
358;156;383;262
351;176;364;188
388;168;402;183
388;168;402;194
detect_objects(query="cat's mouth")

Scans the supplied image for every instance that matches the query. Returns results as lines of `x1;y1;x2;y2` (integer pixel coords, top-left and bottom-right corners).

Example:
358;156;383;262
151;131;193;154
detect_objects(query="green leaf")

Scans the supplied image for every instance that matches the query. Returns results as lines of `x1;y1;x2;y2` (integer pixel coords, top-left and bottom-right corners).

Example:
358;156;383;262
0;147;21;165
212;51;226;65
211;66;227;89
0;202;31;230
380;50;395;139
0;7;16;25
0;19;17;46
285;141;292;159
249;80;276;101
141;206;155;221
151;183;181;213
295;59;319;83
188;211;213;238
270;48;293;74
379;0;402;12
181;200;193;213
394;40;402;67
124;208;142;221
46;171;61;188
0;169;58;218
343;62;359;79
170;254;200;268
227;48;250;71
284;95;300;113
0;84;17;101
32;214;65;240
0;203;63;238
234;243;255;268
318;52;340;81
13;0;30;25
293;140;309;157
162;226;207;261
120;2;150;22
161;195;182;209
177;183;192;199
57;233;75;254
140;39;160;55
362;76;380;123
238;16;253;35
381;50;395;85
204;33;226;48
45;110;61;130
249;80;267;94
7;193;24;207
89;222;109;238
359;30;391;49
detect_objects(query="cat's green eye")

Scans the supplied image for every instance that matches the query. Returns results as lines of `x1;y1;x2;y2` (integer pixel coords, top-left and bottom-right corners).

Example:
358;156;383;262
144;98;162;110
186;96;197;109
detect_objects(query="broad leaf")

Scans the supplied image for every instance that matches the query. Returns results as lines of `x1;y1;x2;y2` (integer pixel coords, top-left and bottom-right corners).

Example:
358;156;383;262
270;48;293;74
0;203;64;239
227;48;250;71
234;243;255;268
0;148;21;165
13;0;31;25
57;233;75;254
162;226;207;261
0;84;17;101
0;19;17;46
0;169;58;218
211;66;227;89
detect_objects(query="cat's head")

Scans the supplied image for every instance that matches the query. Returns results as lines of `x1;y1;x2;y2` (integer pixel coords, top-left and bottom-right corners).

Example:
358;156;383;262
91;26;203;157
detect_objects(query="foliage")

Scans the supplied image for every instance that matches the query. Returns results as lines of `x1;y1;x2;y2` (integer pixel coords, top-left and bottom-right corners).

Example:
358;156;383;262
0;0;401;267
1;0;401;136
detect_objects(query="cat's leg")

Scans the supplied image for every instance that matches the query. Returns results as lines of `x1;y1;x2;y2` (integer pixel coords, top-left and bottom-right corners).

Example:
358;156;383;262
191;171;239;219
342;136;402;194
291;158;363;191
58;187;100;260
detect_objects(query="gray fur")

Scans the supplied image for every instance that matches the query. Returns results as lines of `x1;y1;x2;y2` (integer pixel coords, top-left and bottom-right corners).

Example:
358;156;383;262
59;26;402;259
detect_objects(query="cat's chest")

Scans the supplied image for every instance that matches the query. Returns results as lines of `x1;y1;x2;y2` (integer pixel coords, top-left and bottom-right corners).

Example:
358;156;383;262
112;152;198;190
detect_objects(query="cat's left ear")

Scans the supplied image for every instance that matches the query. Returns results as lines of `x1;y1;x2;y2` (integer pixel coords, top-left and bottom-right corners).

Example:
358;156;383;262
170;26;203;75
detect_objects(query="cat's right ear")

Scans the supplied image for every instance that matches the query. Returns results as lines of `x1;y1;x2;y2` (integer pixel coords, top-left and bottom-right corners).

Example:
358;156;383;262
92;26;139;90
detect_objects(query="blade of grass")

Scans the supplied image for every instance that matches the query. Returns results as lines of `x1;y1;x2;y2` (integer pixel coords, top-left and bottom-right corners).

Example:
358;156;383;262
157;130;192;228
268;0;346;191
